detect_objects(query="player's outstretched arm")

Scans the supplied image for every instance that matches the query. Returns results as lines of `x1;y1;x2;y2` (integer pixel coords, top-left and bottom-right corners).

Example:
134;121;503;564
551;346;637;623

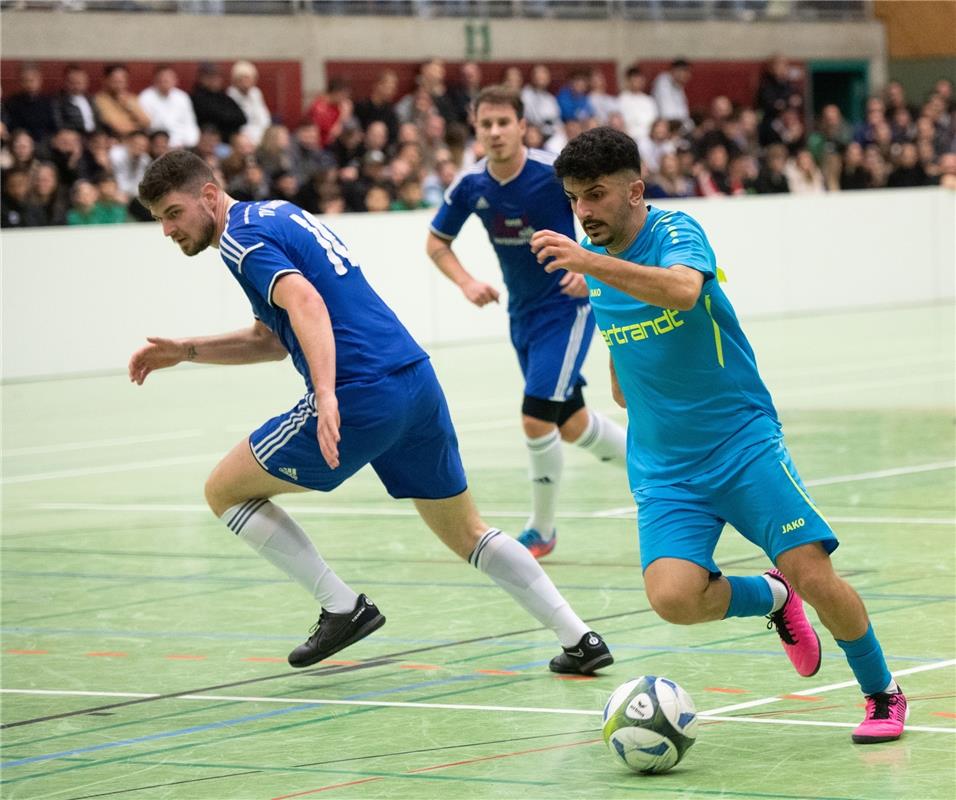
426;231;500;307
271;273;341;470
530;229;703;311
127;322;287;385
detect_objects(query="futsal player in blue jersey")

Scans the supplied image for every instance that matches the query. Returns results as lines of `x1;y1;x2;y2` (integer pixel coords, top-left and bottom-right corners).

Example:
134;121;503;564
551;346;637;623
127;150;613;674
427;86;627;559
529;127;906;743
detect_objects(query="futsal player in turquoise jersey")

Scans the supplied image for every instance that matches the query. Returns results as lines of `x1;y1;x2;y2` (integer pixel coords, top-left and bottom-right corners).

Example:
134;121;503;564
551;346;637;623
529;127;906;744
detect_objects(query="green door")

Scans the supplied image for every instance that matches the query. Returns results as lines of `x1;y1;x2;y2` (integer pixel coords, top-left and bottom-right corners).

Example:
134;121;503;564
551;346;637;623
808;59;870;125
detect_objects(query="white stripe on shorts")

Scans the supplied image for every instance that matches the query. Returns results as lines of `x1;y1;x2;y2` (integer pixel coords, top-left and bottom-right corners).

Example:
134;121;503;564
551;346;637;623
252;395;315;465
550;304;592;401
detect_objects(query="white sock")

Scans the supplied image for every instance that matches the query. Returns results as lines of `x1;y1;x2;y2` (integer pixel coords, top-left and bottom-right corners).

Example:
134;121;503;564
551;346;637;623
763;572;789;613
526;429;562;534
573;410;626;464
883;678;900;694
468;528;589;647
222;500;358;613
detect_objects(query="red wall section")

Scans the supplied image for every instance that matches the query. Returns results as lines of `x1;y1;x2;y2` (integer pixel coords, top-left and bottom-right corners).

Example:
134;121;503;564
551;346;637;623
1;59;302;131
324;60;620;103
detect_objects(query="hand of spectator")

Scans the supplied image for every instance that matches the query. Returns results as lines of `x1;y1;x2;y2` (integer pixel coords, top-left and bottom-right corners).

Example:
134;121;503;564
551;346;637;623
460;278;500;307
559;271;589;297
339;98;354;120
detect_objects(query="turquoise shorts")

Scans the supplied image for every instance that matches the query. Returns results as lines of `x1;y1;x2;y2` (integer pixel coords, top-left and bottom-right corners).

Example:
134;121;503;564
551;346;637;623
635;438;839;574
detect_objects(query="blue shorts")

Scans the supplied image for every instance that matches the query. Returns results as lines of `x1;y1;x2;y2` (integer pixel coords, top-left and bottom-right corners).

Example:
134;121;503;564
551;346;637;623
249;359;467;499
635;438;839;573
510;301;594;402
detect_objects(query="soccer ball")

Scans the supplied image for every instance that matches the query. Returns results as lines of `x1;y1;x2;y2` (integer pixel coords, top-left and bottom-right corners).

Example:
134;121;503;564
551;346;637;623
602;675;699;774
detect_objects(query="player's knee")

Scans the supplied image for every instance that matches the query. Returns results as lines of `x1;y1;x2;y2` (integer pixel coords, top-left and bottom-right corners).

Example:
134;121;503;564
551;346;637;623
646;585;701;625
776;545;838;605
204;472;230;518
783;568;838;608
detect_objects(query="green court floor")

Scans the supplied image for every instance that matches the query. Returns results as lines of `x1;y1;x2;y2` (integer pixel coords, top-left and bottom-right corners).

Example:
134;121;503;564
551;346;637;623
2;303;954;799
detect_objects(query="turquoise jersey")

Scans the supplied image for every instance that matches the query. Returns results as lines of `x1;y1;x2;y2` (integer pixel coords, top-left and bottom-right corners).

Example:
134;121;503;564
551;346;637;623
583;206;781;493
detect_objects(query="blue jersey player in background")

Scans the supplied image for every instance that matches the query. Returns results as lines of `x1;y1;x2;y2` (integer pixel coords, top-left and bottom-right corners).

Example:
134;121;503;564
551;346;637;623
427;85;627;559
529;126;906;744
127;150;613;675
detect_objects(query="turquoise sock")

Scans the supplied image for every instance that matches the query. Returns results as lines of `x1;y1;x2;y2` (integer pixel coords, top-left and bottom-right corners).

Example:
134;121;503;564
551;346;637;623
724;575;774;618
836;623;892;695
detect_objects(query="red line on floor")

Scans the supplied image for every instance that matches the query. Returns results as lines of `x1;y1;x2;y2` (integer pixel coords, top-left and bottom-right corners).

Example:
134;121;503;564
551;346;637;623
164;654;207;660
270;735;601;798
84;651;128;658
475;669;519;675
271;776;385;799
704;687;748;694
781;694;822;702
554;674;595;681
407;737;602;774
932;711;956;718
5;649;48;655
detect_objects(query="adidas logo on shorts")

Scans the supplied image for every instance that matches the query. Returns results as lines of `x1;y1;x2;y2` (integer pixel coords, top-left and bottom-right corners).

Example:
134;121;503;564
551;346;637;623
278;466;299;481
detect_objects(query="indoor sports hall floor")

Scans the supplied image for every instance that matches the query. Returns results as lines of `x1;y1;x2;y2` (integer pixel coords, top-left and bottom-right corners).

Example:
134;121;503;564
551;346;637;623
2;302;954;800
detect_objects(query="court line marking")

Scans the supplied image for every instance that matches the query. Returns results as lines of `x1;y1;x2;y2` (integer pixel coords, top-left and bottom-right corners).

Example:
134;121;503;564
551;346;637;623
6;441;953;491
592;459;956;518
702;658;956;715
1;430;203;458
27;502;956;527
804;460;956;487
1;688;952;736
1;454;226;485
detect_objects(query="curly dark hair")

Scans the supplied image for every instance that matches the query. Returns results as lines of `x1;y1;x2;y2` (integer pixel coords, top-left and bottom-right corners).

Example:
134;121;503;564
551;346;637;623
138;150;217;207
553;126;642;183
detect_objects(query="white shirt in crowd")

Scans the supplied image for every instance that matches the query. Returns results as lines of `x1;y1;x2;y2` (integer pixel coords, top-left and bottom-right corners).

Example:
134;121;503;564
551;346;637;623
67;93;98;133
636;136;676;174
588;90;620;125
520;85;562;138
784;160;826;194
619;89;658;141
652;71;690;127
227;85;272;146
109;145;152;198
138;85;199;148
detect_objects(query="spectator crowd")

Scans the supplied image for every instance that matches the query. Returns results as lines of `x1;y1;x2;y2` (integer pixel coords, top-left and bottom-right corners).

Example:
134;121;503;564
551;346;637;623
2;56;954;229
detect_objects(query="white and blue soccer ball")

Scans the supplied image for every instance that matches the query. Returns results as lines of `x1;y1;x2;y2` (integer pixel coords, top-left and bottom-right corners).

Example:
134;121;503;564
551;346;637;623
602;675;699;774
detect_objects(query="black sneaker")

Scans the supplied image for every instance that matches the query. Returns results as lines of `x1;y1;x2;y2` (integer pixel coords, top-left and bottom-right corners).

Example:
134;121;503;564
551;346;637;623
287;594;385;668
549;631;613;675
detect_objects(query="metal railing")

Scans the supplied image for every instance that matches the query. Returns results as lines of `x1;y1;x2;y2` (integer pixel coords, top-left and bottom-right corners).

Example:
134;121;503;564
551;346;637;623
1;0;871;21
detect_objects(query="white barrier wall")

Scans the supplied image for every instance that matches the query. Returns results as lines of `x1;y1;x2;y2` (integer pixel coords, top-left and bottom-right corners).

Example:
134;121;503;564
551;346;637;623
2;188;953;381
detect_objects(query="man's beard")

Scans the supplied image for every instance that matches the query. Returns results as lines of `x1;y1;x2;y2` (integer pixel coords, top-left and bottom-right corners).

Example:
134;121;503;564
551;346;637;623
182;216;216;256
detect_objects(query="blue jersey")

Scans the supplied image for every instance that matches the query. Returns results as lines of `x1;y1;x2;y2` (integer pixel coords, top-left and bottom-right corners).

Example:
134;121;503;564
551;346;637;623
583;206;781;491
429;148;588;318
220;200;427;392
